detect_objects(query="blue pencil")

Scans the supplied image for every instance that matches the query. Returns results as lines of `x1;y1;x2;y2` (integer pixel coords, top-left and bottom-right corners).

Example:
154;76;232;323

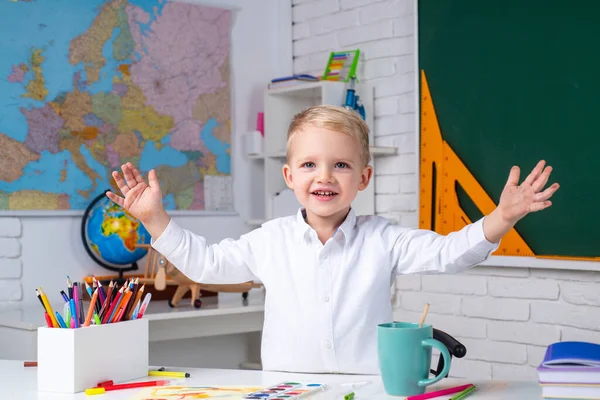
55;311;67;328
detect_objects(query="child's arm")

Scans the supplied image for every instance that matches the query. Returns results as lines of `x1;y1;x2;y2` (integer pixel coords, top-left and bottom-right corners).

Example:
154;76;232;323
106;163;258;284
390;160;559;274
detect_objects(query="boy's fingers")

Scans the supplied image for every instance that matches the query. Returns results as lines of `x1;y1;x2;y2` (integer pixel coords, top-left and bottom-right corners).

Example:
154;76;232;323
122;163;137;188
112;171;129;195
530;200;552;212
106;191;125;207
523;160;545;186
132;166;146;185
148;169;160;189
534;184;558;202
531;166;552;193
505;166;521;187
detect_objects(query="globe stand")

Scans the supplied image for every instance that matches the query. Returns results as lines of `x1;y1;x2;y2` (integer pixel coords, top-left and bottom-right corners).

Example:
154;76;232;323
80;190;144;286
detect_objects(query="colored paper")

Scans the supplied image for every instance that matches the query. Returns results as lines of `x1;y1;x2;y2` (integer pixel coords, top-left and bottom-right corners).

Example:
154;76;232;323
128;385;263;400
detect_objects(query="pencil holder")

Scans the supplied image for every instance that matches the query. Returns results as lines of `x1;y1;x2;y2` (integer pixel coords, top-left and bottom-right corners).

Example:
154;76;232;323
37;318;148;393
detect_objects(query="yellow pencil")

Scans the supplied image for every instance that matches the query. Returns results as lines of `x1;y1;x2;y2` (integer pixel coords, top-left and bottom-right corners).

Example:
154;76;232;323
38;287;59;328
148;370;190;378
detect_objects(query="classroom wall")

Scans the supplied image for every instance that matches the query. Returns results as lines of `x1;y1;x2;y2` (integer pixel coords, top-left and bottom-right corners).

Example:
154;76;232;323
0;0;292;307
292;0;600;381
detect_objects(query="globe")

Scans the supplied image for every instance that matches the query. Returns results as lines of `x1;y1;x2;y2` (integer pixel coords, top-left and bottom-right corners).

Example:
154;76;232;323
81;191;151;273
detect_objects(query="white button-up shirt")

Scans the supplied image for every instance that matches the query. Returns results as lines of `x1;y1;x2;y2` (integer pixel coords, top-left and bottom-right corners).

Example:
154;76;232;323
152;208;498;375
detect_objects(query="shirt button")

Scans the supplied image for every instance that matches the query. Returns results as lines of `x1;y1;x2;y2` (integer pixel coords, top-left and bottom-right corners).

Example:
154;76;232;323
321;296;330;302
323;340;332;349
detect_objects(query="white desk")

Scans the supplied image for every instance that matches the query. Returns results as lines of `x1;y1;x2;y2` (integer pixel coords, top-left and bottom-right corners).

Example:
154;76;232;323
0;294;265;366
0;359;542;399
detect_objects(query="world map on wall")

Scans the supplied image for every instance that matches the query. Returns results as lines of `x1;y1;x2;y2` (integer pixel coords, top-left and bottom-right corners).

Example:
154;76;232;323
0;0;232;212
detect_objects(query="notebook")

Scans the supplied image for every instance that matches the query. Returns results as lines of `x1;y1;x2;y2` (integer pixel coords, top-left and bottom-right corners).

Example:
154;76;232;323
541;383;600;399
537;366;600;384
538;342;600;384
541;342;600;368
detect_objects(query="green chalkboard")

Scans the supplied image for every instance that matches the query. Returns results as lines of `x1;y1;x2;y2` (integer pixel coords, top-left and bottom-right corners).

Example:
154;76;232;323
418;0;600;258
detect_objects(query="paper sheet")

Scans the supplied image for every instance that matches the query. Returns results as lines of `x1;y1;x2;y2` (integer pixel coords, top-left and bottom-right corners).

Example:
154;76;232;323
204;175;234;212
129;385;263;399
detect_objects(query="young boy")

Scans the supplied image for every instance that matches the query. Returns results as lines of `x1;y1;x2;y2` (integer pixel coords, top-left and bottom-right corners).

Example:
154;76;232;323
107;105;559;375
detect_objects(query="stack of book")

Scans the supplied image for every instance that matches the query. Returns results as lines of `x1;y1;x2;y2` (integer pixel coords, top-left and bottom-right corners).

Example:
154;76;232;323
538;341;600;399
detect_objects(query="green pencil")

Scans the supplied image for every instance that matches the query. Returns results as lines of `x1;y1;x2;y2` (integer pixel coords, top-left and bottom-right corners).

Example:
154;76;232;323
449;384;476;400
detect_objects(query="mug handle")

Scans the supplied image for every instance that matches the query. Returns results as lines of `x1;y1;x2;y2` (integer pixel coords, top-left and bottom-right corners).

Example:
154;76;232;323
417;338;452;387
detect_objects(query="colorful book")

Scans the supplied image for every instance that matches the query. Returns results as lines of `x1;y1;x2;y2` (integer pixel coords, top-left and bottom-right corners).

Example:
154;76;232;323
538;342;600;384
541;342;600;368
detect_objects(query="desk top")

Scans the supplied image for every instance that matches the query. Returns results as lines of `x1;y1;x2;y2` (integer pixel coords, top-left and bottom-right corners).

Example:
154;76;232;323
0;360;542;399
0;293;265;331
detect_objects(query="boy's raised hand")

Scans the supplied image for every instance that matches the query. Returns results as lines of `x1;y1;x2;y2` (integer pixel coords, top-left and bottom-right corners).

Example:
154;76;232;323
498;160;560;224
106;163;170;238
483;160;559;243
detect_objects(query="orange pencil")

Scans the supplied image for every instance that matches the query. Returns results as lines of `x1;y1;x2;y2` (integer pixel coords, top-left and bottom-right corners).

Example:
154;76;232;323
109;288;130;323
84;288;98;327
113;290;133;323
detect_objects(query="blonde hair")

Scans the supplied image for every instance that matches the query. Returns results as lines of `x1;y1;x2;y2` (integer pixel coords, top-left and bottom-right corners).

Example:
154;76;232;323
286;105;371;166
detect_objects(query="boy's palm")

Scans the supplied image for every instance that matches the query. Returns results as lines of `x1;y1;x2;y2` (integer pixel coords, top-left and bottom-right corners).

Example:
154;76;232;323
498;160;559;224
106;163;163;223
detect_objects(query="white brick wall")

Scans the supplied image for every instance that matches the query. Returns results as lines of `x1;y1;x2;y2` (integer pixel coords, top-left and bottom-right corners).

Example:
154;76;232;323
0;218;23;303
292;0;600;382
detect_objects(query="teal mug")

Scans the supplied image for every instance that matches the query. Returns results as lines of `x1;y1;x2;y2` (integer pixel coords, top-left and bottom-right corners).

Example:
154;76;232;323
377;322;451;396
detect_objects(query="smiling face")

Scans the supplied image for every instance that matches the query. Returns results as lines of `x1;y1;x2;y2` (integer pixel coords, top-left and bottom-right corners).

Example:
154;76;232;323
282;125;373;224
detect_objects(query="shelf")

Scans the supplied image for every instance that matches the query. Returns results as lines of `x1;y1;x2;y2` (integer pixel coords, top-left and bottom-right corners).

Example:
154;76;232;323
246;146;396;161
266;81;332;97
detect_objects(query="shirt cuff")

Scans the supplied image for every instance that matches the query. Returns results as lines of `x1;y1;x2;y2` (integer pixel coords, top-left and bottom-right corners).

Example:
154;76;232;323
469;217;500;258
151;219;184;258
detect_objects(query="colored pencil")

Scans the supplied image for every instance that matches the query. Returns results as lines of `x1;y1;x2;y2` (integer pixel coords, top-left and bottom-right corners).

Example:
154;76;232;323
99;281;114;320
113;290;133;323
84;288;98;327
406;384;473;400
449;385;476;400
126;284;145;320
38;288;59;328
103;287;123;324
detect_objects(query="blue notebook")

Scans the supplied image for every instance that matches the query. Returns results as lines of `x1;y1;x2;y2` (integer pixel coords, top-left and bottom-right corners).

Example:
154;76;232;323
542;342;600;368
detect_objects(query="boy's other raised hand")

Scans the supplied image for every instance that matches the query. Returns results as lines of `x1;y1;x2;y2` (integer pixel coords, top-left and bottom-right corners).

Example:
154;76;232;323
106;163;170;238
497;160;560;225
483;160;559;244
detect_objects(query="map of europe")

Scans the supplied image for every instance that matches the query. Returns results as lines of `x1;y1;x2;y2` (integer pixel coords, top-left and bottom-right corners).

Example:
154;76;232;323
0;0;232;212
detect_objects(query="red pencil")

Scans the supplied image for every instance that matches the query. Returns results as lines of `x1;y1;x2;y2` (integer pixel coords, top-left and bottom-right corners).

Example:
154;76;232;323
102;287;123;324
44;312;53;328
85;379;169;395
406;384;474;400
98;281;114;320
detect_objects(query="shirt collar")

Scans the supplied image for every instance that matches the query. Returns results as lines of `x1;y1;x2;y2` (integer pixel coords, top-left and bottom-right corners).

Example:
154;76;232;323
295;208;357;243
